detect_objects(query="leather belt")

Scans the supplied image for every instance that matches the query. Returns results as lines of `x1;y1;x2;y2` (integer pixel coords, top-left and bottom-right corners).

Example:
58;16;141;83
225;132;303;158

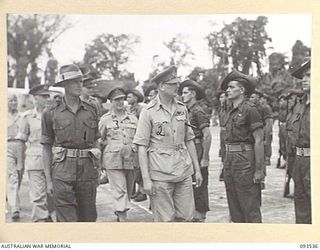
226;144;253;152
194;138;202;144
220;127;226;131
279;122;286;126
66;148;91;158
296;147;310;157
150;143;186;151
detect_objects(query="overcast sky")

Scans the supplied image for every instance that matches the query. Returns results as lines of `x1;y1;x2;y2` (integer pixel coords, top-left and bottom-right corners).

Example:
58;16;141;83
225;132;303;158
49;14;312;82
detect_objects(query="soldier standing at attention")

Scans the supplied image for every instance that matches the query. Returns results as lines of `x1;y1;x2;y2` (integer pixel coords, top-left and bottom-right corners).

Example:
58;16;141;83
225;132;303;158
277;94;288;169
7;94;24;221
99;82;139;222
291;60;311;224
41;64;101;222
284;89;304;198
221;70;265;223
133;66;203;222
260;94;273;166
16;84;53;222
179;79;212;222
217;91;228;181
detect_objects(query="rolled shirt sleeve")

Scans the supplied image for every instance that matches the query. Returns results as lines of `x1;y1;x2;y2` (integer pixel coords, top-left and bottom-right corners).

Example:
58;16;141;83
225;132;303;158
133;108;151;146
15;115;30;142
248;107;263;132
185;109;195;142
40;109;54;145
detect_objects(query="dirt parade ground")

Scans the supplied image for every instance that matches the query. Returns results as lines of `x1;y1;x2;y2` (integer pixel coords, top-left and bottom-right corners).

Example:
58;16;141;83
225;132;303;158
6;123;295;223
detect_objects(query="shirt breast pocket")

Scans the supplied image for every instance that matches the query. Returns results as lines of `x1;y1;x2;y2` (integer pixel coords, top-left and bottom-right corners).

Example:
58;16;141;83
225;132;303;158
153;120;170;137
233;115;246;128
124;123;137;139
82;119;98;143
53;119;72;142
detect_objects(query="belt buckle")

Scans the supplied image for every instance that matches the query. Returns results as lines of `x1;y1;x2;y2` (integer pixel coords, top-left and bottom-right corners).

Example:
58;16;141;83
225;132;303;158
301;148;304;156
175;144;182;151
76;149;80;157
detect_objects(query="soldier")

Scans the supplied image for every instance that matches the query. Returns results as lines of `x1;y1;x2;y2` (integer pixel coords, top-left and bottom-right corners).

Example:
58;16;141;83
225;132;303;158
41;64;101;222
126;88;147;202
277;94;288;169
217;90;228;181
133;66;203;222
249;91;273;167
284;89;304;198
260;93;273;166
99;82;139;222
291;60;311;224
126;88;144;118
143;83;158;104
7;94;24;221
179;79;212;222
221;70;264;223
16;84;53;222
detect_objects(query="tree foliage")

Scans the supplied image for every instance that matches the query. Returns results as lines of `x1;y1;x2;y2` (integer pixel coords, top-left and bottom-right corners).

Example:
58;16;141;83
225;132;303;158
7;14;71;88
164;34;194;68
83;33;140;80
206;16;272;77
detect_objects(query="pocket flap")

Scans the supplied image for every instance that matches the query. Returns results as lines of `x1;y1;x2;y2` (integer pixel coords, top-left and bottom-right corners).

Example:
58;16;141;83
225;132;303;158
53;119;71;130
83;119;98;128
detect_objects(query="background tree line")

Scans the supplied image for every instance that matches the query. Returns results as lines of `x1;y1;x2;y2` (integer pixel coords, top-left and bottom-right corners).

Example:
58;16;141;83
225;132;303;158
7;14;311;114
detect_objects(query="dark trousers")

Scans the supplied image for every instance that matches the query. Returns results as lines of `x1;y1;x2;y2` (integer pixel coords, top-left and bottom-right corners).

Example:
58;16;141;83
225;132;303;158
279;125;287;158
53;178;98;222
293;155;311;224
224;149;262;223
193;143;209;213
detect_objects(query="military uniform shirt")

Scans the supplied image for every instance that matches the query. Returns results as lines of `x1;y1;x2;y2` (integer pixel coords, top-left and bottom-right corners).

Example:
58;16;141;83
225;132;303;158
16;108;43;170
188;101;210;139
41;97;99;149
133;95;195;182
8;111;21;141
278;108;287;123
225;100;263;144
296;99;310;148
99;111;138;169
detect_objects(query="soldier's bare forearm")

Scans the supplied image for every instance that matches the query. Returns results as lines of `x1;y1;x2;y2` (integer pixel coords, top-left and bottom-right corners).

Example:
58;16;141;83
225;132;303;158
253;129;265;171
186;140;201;173
201;127;212;165
137;145;151;182
42;144;53;182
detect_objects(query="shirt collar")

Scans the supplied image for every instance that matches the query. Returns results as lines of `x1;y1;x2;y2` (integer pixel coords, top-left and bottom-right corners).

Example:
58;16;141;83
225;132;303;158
61;96;88;112
187;99;197;111
155;94;179;112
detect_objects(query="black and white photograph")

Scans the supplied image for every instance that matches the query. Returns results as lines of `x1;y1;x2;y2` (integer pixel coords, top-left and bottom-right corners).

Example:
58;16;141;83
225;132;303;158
5;13;313;226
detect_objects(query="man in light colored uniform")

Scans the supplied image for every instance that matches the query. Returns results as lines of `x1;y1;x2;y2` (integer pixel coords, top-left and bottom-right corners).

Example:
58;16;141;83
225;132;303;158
16;84;53;222
99;82;138;222
7;94;24;220
133;66;203;222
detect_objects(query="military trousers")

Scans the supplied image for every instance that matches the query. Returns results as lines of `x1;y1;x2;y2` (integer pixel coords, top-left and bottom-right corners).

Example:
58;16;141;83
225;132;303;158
6;143;23;214
106;169;135;213
264;133;272;159
292;155;311;224
28;169;50;222
193;143;209;213
224;149;262;223
279;125;287;158
150;176;195;222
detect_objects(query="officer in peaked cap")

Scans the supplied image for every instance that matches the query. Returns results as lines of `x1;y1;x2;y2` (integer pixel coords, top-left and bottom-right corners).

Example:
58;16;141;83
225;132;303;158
41;64;101;222
220;70;264;223
98;82;138;222
133;65;203;222
178;79;211;222
290;59;311;224
16;84;54;222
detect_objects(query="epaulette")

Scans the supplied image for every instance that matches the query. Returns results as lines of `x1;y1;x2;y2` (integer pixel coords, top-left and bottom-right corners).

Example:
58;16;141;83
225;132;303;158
100;112;112;120
82;98;96;109
146;99;157;110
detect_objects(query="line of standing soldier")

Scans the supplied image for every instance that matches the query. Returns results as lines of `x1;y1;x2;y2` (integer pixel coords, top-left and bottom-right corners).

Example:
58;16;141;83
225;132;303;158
7;60;311;224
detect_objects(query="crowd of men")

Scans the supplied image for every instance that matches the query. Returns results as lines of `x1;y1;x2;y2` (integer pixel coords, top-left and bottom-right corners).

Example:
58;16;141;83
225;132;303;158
6;59;311;224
